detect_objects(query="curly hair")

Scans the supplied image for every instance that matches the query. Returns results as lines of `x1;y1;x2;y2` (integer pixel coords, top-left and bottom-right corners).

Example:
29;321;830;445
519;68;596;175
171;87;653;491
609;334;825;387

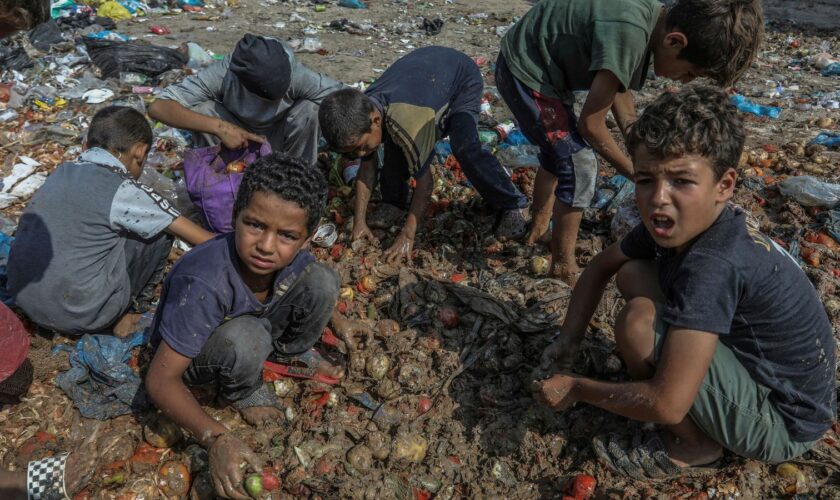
318;88;375;150
0;0;51;31
626;86;745;180
233;152;327;235
667;0;764;86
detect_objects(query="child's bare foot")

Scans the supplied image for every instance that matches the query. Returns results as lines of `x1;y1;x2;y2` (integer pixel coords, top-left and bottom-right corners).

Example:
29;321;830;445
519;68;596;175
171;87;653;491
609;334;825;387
550;260;581;287
112;313;142;338
316;360;345;380
525;228;551;246
296;347;346;380
239;406;285;427
525;223;551;246
662;430;724;468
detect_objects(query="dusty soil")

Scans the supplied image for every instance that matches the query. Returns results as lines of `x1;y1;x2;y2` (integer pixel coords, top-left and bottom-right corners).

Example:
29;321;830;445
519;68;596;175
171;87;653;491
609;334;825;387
0;0;839;499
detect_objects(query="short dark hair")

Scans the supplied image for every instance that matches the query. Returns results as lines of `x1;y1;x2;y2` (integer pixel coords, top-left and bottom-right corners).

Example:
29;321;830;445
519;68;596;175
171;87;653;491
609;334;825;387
233;152;327;235
0;0;51;31
626;85;745;180
667;0;764;86
86;106;153;153
318;88;375;149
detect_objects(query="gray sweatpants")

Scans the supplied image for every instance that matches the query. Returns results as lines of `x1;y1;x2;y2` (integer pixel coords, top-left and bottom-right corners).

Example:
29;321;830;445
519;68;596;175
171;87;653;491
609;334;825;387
190;99;321;164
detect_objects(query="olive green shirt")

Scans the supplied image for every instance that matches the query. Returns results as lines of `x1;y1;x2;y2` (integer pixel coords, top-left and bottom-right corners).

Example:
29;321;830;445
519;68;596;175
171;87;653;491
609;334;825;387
500;0;662;101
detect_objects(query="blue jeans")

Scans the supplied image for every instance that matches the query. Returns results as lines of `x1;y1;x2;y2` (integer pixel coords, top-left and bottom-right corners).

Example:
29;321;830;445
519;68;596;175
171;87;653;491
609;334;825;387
183;262;339;402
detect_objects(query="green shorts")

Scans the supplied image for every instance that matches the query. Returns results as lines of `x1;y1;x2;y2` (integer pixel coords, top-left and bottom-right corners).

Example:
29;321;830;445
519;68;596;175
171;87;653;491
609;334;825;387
653;304;814;463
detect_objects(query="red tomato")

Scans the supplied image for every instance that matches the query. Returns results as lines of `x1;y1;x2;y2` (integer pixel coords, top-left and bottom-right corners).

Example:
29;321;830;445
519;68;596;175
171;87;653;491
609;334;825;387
564;474;597;500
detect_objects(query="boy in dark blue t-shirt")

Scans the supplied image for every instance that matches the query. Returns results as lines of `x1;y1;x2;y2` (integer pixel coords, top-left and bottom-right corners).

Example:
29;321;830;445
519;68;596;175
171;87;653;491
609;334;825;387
318;46;530;264
534;86;835;479
146;153;340;498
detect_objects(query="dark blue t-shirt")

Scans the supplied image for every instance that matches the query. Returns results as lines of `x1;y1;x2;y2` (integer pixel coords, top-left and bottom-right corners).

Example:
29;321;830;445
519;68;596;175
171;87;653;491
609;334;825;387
364;46;483;177
150;233;313;358
620;206;836;442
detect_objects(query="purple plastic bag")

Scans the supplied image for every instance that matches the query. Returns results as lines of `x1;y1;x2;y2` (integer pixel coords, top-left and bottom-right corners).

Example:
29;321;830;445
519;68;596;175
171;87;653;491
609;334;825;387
183;142;272;233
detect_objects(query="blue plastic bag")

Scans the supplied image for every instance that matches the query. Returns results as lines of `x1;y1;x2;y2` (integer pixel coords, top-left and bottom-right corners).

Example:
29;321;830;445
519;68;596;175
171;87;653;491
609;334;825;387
811;132;840;149
731;94;781;119
54;328;151;420
339;0;367;8
821;62;840;77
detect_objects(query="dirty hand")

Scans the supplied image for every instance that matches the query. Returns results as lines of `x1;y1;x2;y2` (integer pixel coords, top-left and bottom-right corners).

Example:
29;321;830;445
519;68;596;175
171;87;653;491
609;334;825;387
216;120;265;150
208;433;262;499
351;220;377;244
537;334;580;375
532;373;579;411
383;231;414;264
331;312;375;350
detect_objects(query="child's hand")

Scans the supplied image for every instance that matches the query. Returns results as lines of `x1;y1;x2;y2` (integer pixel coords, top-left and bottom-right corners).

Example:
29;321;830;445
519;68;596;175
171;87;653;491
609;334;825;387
216;120;265;150
384;231;414;264
532;373;579;411
208;433;262;499
537;334;579;375
351;220;377;244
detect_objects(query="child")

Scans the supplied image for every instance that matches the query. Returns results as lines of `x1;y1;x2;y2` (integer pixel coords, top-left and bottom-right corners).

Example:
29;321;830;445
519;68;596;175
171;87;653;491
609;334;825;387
145;153;340;498
534;86;836;478
496;0;764;284
7;106;214;336
149;34;345;164
318;46;531;263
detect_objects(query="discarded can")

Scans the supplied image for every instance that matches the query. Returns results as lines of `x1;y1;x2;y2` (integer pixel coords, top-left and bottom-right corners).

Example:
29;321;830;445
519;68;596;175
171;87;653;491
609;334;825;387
132;86;155;94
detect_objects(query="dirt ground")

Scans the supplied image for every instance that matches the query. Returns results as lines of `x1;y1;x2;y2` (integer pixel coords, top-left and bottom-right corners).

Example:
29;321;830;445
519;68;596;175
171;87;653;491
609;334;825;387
1;0;839;499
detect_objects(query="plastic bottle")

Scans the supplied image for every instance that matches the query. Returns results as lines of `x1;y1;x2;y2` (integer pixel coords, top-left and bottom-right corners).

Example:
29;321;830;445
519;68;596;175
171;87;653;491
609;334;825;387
495;144;540;168
730;94;781;119
778;176;840;208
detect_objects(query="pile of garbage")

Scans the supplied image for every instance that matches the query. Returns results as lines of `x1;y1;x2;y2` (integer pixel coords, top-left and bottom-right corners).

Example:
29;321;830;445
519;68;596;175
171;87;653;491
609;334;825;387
0;2;839;499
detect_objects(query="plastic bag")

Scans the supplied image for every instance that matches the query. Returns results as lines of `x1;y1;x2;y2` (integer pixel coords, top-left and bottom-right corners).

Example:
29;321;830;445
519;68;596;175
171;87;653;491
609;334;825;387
83;38;188;81
138;167;178;206
29;21;66;52
54;331;150;420
778;175;840;208
610;195;641;242
98;1;133;20
187;42;213;69
183;142;272;233
339;0;367;8
0;46;33;72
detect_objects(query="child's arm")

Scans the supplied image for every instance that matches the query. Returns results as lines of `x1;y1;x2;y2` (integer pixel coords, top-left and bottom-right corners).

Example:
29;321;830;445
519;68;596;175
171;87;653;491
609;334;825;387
611;90;637;140
539;242;632;373
146;342;261;498
383;167;433;264
579;70;635;177
148;100;265;150
535;327;718;425
167;216;216;247
351;157;377;243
